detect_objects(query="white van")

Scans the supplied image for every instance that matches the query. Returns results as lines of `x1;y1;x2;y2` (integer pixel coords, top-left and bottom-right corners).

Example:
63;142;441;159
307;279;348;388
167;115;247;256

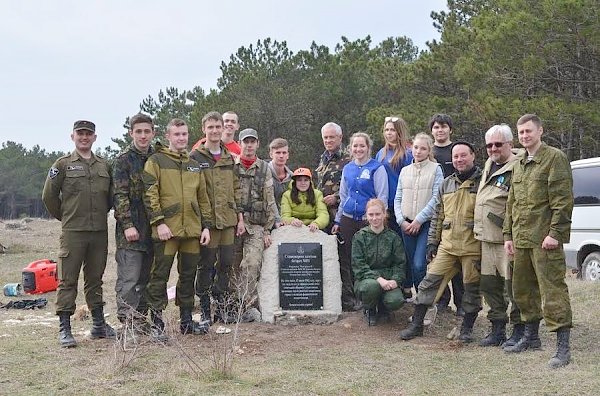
564;157;600;281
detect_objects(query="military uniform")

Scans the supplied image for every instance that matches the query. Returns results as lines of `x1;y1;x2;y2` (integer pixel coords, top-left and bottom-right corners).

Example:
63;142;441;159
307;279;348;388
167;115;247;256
314;147;350;231
416;167;482;312
143;143;212;312
42;150;112;314
474;154;521;325
112;143;154;322
503;144;573;331
233;157;276;308
352;227;406;311
190;143;241;319
268;161;293;224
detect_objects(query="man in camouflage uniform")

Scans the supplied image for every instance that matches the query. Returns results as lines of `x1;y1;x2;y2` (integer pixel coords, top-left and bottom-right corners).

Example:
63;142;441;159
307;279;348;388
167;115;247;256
143;118;213;340
503;114;573;368
473;124;522;347
42;120;115;348
400;142;482;342
314;122;353;310
191;111;245;324
233;128;276;321
113;113;156;329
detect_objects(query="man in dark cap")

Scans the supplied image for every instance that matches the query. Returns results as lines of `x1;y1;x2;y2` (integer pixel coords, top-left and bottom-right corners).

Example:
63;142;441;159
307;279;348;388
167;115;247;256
42;120;116;348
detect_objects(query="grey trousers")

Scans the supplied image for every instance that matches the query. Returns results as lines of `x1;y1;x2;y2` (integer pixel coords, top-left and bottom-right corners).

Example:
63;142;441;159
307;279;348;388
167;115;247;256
115;248;153;321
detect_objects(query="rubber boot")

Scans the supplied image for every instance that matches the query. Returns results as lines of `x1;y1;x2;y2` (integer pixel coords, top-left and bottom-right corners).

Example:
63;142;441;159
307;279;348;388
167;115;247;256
364;308;377;326
200;295;212;324
548;327;571;368
150;310;169;342
90;307;116;339
180;307;209;335
458;312;478;343
213;295;236;324
502;323;525;349
479;320;507;347
504;320;542;353
399;304;428;340
58;313;77;348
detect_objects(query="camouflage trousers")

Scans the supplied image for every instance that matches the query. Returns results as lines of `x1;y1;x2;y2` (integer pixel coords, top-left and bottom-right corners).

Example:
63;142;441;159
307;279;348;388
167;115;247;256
414;248;482;314
354;279;404;310
195;227;235;299
145;238;200;311
55;230;108;315
232;224;265;308
480;241;521;323
513;246;572;331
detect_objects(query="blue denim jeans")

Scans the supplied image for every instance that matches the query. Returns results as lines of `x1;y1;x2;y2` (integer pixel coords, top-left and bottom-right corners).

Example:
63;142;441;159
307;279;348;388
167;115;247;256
401;221;430;290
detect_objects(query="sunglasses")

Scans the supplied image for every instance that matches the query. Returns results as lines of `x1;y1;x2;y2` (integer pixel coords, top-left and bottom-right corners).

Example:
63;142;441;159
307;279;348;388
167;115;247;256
485;141;509;149
385;117;399;122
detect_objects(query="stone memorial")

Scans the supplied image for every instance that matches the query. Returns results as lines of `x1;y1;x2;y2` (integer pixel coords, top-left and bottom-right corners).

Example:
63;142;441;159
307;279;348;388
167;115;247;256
258;225;342;324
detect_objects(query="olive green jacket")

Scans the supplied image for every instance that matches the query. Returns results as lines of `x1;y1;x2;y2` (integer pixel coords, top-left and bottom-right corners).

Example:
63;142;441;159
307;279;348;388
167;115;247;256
190;143;241;230
351;227;406;285
143;144;212;239
42;151;112;231
503;144;573;247
428;167;482;256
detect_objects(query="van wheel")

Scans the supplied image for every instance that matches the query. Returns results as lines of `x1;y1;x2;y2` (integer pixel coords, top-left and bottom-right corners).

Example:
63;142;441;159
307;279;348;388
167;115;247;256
582;252;600;282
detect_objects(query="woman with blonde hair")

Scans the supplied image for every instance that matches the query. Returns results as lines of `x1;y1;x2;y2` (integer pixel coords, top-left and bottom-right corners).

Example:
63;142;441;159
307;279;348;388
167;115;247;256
332;132;388;311
352;198;406;326
376;116;414;236
394;132;443;295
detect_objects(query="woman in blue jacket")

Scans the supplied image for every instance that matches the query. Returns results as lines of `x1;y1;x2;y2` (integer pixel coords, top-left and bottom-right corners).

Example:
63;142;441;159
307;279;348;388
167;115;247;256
332;132;388;311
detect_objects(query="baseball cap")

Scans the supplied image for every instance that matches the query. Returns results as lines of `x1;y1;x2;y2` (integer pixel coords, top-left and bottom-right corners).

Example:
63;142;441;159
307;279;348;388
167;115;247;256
239;128;258;141
292;168;312;179
73;120;96;133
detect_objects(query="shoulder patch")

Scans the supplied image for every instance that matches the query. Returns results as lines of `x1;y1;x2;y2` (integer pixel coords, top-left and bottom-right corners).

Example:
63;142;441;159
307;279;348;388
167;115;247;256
48;167;59;179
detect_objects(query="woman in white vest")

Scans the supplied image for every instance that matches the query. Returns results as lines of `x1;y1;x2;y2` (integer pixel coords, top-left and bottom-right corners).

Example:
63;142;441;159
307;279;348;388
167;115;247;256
394;133;443;296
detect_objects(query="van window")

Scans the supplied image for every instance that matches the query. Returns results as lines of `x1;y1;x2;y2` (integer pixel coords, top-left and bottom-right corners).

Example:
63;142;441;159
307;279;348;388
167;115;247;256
573;167;600;206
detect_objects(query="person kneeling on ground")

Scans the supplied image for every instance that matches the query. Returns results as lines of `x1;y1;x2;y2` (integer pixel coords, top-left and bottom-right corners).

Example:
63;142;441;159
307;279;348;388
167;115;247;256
280;168;329;232
351;198;406;326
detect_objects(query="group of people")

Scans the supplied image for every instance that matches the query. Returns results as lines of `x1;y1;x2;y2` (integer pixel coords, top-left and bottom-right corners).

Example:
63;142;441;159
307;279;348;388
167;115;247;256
42;110;574;368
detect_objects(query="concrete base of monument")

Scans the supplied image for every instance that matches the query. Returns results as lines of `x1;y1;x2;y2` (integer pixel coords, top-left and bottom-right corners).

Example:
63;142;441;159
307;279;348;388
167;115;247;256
258;225;342;324
272;310;340;325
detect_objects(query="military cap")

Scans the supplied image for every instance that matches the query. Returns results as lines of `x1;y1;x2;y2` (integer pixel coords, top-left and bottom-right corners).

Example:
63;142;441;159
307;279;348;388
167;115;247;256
239;128;259;141
73;120;96;133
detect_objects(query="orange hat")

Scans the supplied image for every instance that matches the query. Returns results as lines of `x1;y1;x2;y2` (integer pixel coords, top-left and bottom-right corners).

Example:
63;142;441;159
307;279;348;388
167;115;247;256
292;168;312;179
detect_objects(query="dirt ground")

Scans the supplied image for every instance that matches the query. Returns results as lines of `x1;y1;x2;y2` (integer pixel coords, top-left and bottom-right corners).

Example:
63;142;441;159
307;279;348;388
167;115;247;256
1;218;599;395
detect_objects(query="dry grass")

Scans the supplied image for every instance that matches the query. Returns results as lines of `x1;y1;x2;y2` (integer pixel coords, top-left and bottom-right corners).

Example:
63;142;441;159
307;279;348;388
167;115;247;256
1;218;599;395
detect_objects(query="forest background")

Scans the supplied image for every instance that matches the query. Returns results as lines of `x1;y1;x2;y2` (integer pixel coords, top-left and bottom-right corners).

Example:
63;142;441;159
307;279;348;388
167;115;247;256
1;0;599;219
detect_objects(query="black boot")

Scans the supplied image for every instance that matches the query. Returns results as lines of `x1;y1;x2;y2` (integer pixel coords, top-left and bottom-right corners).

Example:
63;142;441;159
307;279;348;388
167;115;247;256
399;304;428;340
458;312;478;343
150;310;169;342
548;327;571;368
502;323;525;348
504;320;542;353
58;313;77;348
180;308;209;335
479;320;507;347
213;295;236;324
200;295;212;324
364;308;377;326
90;307;116;339
377;300;391;323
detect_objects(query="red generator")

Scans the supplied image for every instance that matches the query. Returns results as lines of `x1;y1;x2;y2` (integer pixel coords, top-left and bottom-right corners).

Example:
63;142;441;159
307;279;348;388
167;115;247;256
22;259;58;294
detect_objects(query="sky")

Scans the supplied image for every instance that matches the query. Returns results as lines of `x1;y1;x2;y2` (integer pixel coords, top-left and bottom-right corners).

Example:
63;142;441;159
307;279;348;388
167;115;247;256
0;0;447;154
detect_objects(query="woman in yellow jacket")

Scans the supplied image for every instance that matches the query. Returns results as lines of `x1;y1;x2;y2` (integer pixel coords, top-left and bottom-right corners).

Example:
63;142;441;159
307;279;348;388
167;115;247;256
280;168;329;231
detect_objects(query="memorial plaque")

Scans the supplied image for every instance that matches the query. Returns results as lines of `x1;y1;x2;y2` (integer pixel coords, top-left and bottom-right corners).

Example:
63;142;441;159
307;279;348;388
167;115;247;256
279;243;323;310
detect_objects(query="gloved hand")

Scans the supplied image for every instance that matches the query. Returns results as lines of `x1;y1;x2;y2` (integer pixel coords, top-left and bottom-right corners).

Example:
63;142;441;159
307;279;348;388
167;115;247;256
426;244;438;263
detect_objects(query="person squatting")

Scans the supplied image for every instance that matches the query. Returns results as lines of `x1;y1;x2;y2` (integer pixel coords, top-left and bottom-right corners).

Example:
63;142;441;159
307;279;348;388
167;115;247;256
43;112;574;369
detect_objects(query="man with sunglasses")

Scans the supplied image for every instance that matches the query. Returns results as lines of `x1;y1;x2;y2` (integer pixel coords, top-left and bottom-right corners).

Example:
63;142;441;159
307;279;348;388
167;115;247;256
474;124;522;348
429;114;465;317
